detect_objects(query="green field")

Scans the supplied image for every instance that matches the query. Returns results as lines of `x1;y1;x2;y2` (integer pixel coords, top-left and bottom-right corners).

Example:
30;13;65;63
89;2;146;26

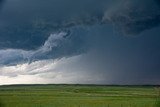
0;85;159;107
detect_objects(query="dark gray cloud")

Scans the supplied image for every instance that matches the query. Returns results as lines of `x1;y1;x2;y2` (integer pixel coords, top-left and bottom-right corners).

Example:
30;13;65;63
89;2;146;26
103;0;160;35
0;0;4;7
0;0;160;66
0;29;89;66
0;0;106;50
0;0;160;84
0;0;160;50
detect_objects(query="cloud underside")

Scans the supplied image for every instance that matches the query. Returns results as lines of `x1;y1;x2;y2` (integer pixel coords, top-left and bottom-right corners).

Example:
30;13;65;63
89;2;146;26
0;0;160;66
0;56;106;85
1;55;159;85
0;0;160;84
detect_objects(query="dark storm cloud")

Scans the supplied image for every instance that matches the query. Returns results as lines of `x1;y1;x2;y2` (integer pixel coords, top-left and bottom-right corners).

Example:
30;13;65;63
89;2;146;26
0;0;160;85
72;26;160;85
103;0;160;35
0;0;4;5
0;0;4;10
0;0;160;50
0;29;89;66
0;0;160;66
0;0;107;50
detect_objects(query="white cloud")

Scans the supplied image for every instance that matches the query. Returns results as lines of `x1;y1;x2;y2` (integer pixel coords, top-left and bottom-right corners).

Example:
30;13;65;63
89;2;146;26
0;55;107;85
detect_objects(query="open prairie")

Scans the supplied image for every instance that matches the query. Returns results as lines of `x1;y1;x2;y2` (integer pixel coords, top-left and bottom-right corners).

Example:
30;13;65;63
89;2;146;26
0;85;159;107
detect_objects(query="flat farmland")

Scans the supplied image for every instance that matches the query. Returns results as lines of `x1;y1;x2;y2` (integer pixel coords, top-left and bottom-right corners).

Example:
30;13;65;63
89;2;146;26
0;85;159;107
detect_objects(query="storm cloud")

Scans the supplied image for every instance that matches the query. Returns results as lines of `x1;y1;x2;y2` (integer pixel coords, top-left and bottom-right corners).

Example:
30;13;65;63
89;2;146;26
0;0;160;84
0;0;160;49
103;0;160;35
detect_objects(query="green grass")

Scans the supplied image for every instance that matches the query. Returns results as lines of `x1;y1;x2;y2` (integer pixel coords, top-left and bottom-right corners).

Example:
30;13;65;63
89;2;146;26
0;85;159;107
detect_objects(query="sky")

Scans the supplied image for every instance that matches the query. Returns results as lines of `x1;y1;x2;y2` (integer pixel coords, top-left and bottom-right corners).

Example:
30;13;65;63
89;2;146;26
0;0;160;85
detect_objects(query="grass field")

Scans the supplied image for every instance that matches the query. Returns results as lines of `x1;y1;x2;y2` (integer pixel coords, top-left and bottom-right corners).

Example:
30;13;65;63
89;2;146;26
0;85;159;107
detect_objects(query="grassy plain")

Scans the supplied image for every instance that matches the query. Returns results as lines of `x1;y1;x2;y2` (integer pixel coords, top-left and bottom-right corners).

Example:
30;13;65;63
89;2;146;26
0;85;159;107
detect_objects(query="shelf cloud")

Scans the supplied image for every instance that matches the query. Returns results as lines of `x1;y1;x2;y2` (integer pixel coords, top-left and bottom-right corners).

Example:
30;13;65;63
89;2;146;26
0;0;160;84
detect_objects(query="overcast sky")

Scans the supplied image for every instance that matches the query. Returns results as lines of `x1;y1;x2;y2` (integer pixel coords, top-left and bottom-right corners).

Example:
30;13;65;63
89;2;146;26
0;0;160;85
